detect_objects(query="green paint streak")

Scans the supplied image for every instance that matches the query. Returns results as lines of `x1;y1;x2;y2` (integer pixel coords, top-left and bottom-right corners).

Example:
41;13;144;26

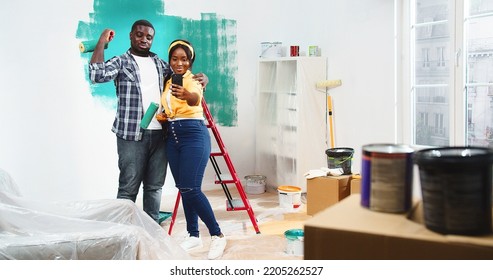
181;13;238;126
76;0;237;126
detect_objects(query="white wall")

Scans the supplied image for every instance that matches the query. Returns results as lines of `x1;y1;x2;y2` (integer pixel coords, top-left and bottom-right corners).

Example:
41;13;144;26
0;0;396;202
167;0;397;188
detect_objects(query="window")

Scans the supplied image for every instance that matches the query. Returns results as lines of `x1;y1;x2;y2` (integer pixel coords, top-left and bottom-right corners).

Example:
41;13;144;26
468;103;473;122
422;48;430;68
465;1;493;146
434;112;445;135
437;46;446;67
405;0;493;147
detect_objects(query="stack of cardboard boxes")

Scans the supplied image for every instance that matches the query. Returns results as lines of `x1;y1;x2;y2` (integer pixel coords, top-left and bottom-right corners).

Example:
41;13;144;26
306;175;360;216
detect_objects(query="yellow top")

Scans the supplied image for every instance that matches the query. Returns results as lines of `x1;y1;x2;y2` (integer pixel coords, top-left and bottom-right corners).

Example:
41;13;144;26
161;70;203;119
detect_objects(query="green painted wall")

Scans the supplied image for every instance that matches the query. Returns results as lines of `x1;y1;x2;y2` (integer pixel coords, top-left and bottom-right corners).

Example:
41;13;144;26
76;0;237;126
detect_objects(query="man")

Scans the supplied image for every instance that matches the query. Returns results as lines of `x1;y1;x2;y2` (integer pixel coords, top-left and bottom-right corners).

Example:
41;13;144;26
89;19;207;223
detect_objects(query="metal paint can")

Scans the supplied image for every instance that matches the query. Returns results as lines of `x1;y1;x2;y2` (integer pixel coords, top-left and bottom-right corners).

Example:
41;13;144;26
290;45;300;57
361;144;414;213
244;175;266;194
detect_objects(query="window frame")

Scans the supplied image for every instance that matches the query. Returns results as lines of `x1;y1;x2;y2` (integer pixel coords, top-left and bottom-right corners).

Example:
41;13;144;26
399;0;467;147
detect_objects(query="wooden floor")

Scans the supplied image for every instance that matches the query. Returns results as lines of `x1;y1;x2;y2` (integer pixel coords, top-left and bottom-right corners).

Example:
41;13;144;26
159;187;312;260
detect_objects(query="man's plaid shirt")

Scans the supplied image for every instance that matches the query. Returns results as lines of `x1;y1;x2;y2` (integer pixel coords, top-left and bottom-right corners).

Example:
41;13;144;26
89;49;171;141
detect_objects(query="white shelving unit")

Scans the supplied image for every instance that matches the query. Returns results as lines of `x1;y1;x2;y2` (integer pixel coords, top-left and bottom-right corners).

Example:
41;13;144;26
255;57;328;192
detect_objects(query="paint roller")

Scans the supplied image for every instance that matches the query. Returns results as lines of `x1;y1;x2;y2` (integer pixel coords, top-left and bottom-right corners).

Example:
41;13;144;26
316;79;342;149
79;30;115;53
79;40;108;53
140;102;159;129
316;79;342;89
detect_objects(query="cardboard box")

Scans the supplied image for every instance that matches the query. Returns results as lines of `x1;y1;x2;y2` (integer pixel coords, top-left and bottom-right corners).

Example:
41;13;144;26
304;194;493;259
350;178;361;194
306;175;351;216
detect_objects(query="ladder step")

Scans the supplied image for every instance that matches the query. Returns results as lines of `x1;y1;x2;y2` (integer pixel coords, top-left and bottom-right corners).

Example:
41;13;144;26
226;199;248;211
215;173;236;184
210;147;223;156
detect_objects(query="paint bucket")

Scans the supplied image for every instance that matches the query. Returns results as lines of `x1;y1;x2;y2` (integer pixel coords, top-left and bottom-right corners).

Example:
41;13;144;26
284;229;304;256
325;147;354;175
308;46;319;57
413;147;493;235
244;175;266;195
277;185;302;210
260;42;282;58
361;144;414;213
290;45;299;57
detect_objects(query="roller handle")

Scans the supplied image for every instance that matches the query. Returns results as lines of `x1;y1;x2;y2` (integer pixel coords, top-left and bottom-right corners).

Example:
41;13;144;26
327;96;335;149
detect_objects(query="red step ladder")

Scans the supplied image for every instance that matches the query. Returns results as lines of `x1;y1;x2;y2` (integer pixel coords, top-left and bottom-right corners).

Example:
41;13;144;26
167;97;261;235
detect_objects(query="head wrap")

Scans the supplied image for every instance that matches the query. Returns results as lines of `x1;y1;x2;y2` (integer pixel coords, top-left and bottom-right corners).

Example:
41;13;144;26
168;40;194;60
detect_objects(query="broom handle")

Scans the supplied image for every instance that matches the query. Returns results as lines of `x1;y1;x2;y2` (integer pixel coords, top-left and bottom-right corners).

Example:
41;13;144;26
328;95;335;148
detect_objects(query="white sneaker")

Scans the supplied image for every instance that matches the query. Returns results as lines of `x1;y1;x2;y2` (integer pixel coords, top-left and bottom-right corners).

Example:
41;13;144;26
208;235;227;260
180;236;203;251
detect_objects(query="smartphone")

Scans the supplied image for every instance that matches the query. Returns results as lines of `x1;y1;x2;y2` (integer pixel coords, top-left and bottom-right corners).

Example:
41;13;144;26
171;73;183;86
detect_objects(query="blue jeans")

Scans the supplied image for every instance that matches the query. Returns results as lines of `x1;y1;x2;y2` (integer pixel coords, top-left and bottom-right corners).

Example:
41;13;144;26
166;119;221;237
116;129;167;223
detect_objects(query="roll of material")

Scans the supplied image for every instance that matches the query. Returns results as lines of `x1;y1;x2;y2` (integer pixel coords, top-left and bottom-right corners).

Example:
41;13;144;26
140;102;159;129
79;40;108;53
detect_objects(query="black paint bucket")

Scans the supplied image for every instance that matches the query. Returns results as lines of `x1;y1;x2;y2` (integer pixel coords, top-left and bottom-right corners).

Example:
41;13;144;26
413;147;493;236
325;147;354;175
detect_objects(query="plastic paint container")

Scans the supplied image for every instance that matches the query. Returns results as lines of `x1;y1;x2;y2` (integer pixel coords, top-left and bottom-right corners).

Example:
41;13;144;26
308;46;319;57
244;175;266;195
284;229;304;256
326;147;354;175
260;42;282;58
277;185;302;211
361;144;414;213
413;146;493;235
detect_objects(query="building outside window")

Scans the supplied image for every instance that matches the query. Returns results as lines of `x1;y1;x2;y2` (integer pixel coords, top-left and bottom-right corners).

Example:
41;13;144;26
409;0;493;147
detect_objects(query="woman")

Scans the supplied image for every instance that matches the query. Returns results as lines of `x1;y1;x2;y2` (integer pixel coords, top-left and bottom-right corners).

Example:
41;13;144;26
161;39;226;260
